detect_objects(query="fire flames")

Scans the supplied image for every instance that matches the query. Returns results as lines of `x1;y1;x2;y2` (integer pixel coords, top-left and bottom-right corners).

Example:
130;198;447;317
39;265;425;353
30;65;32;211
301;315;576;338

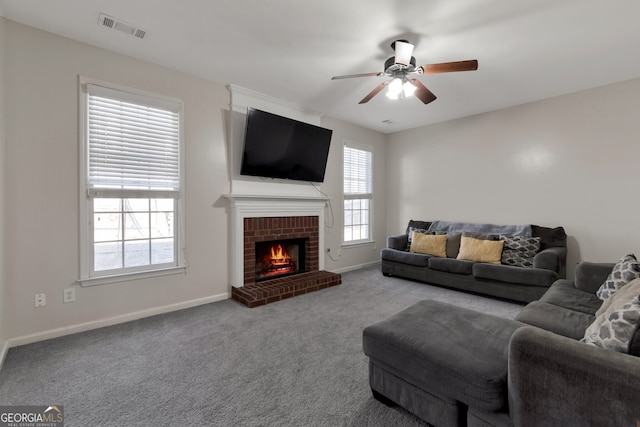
259;243;296;278
270;244;291;264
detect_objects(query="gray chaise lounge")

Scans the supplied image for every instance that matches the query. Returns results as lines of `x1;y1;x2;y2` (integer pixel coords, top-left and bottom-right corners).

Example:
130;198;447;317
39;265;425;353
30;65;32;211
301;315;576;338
363;261;640;426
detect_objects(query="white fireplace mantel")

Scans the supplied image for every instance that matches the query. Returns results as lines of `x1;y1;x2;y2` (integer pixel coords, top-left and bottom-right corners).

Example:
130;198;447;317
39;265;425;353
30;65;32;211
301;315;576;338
224;194;328;288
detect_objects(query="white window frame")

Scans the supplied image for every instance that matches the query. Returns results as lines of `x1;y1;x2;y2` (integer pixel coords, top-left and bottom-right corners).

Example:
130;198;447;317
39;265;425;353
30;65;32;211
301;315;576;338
78;76;186;286
343;141;373;245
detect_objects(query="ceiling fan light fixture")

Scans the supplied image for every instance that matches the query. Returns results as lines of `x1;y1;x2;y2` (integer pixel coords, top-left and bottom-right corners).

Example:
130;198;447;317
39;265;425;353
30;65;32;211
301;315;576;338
386;78;403;99
386;77;416;100
403;80;417;97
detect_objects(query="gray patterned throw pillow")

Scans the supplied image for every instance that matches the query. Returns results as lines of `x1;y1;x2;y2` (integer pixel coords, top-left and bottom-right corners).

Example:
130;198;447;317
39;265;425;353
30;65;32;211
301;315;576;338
596;254;640;301
583;279;640;353
499;235;541;268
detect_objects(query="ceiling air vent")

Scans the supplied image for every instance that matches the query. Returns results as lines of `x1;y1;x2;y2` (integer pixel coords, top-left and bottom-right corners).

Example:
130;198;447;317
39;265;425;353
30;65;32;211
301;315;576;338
98;13;148;40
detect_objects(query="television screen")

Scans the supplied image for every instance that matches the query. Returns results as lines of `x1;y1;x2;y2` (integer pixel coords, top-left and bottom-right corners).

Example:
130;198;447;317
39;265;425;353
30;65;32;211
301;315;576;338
240;107;333;182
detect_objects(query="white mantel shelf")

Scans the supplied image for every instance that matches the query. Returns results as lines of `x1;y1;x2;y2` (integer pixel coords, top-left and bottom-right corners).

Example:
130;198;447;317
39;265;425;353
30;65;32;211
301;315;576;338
224;193;329;203
224;193;328;288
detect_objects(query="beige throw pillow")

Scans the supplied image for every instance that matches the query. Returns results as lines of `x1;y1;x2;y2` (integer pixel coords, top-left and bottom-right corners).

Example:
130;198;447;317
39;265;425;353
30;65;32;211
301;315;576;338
410;232;447;258
456;236;504;264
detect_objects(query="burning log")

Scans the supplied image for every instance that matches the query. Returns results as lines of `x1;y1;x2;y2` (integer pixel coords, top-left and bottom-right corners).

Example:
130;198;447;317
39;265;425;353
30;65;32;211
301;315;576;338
259;244;296;276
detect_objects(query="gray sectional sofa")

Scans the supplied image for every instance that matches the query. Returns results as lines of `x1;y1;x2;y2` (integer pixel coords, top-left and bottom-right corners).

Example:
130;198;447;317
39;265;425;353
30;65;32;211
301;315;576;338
381;220;567;303
363;261;640;426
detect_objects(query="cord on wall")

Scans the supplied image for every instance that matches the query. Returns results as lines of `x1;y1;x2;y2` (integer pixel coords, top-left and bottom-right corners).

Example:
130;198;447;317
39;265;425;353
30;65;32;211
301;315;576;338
310;183;340;261
326;247;341;262
310;183;335;228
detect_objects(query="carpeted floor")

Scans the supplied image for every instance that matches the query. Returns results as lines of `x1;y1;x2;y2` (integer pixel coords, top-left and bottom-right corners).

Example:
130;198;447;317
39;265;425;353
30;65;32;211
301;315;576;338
0;265;523;426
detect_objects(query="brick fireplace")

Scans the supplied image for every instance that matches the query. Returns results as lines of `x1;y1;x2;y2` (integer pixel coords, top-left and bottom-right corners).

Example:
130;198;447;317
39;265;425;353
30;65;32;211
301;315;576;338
225;195;341;308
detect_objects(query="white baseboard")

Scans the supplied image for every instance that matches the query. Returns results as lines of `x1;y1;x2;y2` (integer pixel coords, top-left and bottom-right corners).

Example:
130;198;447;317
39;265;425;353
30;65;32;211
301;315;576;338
6;292;230;349
330;260;380;274
0;340;9;372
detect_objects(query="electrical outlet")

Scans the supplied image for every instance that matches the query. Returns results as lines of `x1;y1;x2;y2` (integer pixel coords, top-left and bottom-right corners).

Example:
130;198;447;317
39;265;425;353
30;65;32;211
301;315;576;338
63;288;76;304
35;293;46;308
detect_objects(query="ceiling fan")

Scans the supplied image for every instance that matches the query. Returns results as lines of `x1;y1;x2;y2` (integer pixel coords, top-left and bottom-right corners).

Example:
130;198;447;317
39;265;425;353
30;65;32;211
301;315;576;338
331;40;478;105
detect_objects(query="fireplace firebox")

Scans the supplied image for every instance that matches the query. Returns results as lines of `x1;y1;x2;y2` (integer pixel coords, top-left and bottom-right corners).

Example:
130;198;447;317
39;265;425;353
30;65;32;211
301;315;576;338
255;238;306;281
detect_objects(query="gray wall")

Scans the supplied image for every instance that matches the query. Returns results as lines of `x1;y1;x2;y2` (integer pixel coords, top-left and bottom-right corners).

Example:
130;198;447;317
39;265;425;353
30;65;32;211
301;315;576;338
1;20;383;345
387;78;640;279
3;20;230;342
320;116;388;271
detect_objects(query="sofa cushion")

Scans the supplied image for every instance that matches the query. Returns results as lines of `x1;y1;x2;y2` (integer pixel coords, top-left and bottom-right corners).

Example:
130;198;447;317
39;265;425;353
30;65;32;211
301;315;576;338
531;225;567;249
583;279;640;354
462;231;497;240
596;254;640;300
428;257;474;275
472;263;557;287
380;248;430;267
457;236;504;265
410;232;447;257
406;220;431;235
515;301;595;340
446;233;462;258
538;281;603;315
499;235;541;268
363;300;525;411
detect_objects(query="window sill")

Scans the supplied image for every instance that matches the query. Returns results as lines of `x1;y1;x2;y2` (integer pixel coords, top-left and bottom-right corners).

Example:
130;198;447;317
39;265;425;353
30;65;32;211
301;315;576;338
342;240;375;249
78;266;187;287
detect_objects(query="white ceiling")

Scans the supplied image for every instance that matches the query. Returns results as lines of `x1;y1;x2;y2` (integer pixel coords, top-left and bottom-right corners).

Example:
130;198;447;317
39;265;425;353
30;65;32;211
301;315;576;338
2;0;640;133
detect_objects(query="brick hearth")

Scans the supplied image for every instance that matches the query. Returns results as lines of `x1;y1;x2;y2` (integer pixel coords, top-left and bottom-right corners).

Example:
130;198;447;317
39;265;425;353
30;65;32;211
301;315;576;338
231;270;341;308
232;215;341;307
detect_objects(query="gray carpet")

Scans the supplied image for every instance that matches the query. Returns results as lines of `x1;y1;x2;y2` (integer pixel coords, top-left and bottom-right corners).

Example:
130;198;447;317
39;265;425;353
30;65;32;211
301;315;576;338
0;265;523;426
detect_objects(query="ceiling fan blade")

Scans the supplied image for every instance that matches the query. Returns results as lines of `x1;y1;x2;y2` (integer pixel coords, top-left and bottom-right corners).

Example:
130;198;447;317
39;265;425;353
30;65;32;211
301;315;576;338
331;72;382;80
420;60;478;74
411;80;437;105
359;81;390;104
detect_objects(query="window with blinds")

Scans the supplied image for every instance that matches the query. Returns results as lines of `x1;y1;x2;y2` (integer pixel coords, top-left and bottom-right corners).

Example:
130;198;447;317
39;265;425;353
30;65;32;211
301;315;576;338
87;88;180;192
343;143;373;243
80;79;184;283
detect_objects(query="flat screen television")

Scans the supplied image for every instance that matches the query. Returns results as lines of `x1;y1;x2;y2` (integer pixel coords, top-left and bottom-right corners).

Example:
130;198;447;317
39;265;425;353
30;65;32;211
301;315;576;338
240;107;333;183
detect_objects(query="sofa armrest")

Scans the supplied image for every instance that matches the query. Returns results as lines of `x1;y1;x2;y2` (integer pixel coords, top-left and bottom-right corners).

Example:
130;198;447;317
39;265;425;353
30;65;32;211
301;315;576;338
532;247;567;278
387;234;408;251
508;327;640;427
574;261;615;293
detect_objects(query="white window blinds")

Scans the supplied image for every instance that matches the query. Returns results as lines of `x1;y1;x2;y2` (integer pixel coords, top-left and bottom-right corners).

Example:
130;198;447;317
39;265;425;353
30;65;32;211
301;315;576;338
344;145;372;196
343;143;373;243
87;84;180;191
